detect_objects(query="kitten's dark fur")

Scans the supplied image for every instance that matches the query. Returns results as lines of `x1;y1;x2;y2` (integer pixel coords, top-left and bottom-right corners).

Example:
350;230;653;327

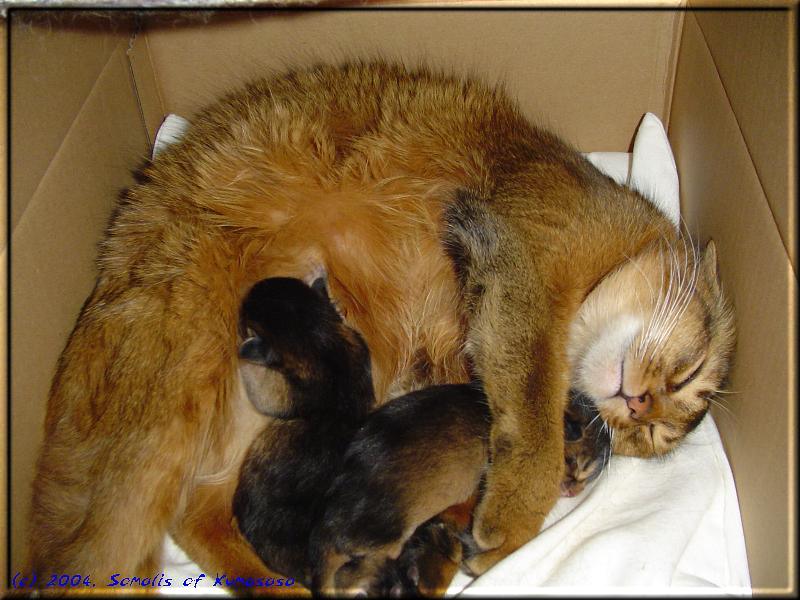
235;278;612;594
562;391;611;497
234;276;489;594
232;277;374;584
309;383;490;595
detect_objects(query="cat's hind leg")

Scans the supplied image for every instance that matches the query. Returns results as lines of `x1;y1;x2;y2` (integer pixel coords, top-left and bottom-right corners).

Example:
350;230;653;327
27;420;196;592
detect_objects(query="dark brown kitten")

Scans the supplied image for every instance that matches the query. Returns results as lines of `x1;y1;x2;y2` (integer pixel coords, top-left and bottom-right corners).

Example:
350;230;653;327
233;277;374;585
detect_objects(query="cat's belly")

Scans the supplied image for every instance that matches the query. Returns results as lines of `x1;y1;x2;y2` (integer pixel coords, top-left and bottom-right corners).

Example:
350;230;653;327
274;182;470;403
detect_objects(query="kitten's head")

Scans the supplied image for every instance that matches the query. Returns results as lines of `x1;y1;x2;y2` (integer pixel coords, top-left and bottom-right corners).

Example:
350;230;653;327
239;276;373;418
567;239;735;457
561;391;610;496
240;277;343;369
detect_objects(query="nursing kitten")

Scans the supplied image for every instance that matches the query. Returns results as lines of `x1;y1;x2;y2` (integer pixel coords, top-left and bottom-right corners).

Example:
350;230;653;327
310;383;490;596
235;282;605;595
29;61;735;586
378;517;465;598
235;275;487;595
232;276;373;585
310;385;610;595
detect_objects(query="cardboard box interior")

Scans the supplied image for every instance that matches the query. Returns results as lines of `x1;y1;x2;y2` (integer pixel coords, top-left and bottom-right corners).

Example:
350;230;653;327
7;8;796;594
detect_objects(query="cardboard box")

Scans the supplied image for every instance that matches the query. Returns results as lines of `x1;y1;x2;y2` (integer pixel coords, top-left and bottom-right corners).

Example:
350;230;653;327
5;6;796;594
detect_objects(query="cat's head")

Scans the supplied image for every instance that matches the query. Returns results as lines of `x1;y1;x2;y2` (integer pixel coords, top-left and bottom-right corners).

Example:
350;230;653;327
567;238;735;457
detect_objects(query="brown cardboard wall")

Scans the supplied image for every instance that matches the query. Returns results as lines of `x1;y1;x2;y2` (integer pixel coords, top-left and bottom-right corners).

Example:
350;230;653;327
142;10;681;151
9;19;148;571
669;12;795;593
694;9;795;269
10;13;131;232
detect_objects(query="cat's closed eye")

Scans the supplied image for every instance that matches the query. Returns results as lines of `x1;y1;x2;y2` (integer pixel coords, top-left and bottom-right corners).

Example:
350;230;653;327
668;352;706;393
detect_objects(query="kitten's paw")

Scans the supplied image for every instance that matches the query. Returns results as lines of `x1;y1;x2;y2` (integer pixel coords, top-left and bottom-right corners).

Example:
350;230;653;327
379;520;463;597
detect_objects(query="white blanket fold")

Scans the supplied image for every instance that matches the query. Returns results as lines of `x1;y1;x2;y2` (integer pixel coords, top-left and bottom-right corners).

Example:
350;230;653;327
447;415;750;596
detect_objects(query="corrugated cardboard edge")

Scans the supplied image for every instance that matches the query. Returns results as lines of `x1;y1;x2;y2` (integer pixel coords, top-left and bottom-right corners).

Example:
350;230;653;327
128;25;167;149
658;9;684;127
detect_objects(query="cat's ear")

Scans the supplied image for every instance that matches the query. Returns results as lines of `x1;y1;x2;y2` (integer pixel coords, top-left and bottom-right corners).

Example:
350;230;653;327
700;239;721;293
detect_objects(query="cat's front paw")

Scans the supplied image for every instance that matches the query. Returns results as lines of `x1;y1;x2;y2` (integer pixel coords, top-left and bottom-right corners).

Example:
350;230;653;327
462;544;514;577
460;503;511;576
469;492;508;554
459;528;502;576
464;487;541;576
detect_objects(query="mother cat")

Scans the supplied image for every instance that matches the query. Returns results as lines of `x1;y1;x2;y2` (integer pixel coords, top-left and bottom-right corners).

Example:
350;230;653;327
29;61;734;587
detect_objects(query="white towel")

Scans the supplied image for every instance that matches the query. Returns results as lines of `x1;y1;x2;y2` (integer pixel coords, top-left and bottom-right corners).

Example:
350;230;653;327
446;415;751;596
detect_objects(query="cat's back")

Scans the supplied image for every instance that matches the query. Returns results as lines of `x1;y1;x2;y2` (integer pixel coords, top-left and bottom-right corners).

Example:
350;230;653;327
195;61;523;147
154;61;585;197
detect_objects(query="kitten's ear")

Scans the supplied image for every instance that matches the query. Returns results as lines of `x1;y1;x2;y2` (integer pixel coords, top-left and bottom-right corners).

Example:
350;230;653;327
311;276;330;301
700;239;721;292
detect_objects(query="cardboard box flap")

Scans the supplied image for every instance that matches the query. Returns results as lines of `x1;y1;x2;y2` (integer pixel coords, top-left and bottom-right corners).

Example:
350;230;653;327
10;12;135;234
9;31;151;576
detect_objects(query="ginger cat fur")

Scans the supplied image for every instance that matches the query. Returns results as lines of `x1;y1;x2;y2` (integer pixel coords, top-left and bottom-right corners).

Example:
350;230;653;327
28;60;734;590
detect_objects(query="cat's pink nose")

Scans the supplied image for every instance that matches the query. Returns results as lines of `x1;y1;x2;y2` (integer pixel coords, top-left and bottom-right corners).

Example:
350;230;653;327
626;394;652;418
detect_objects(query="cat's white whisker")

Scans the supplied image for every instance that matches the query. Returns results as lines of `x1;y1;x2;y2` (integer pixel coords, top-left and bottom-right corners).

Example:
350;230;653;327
644;235;701;360
707;396;739;425
622;251;656;303
621;251;653;361
640;243;672;360
643;243;668;341
587;412;602;429
652;278;692;355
